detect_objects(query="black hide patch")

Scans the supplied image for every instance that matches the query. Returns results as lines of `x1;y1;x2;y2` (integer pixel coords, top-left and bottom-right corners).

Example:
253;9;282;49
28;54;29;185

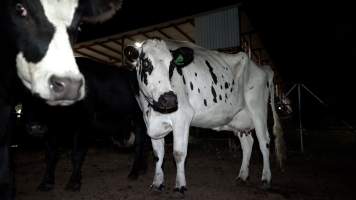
10;0;55;63
211;86;217;103
204;99;207;106
138;52;153;85
169;47;194;80
205;60;218;85
190;82;193;91
225;82;230;89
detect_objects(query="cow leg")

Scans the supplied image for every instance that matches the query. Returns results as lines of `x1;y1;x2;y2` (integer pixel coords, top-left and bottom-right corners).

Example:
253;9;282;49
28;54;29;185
246;88;272;188
151;138;165;191
128;118;148;180
65;131;87;191
0;104;15;200
0;143;14;200
235;131;254;183
254;120;271;188
38;134;58;191
172;116;191;194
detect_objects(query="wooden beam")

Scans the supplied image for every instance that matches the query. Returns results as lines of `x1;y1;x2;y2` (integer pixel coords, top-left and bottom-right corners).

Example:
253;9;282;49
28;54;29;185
98;42;122;54
173;24;194;42
75;50;113;64
84;46;120;62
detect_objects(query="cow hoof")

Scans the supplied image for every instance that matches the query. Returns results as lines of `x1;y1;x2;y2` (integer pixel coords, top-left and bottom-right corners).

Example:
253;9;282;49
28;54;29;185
37;182;54;191
65;181;81;191
261;180;271;190
173;186;187;194
151;184;165;192
235;177;249;185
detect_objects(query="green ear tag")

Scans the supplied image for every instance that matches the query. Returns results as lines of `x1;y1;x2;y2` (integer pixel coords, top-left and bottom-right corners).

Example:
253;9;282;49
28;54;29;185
174;54;184;66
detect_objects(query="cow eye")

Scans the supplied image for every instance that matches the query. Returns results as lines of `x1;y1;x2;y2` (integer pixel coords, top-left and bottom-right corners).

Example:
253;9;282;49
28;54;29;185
15;3;28;17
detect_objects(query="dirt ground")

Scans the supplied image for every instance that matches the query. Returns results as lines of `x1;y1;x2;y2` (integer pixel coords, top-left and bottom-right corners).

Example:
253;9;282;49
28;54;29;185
13;131;356;200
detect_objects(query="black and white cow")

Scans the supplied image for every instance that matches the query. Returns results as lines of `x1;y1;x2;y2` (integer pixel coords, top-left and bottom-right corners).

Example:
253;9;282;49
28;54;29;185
20;57;148;192
124;39;286;193
0;1;122;199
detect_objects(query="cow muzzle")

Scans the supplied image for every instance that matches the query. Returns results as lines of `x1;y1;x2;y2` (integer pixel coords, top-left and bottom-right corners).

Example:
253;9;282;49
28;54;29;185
154;91;178;114
49;75;84;102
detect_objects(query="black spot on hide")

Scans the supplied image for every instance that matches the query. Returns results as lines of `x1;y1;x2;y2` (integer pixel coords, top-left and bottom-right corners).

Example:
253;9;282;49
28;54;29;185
205;60;218;85
225;82;230;89
211;86;217;103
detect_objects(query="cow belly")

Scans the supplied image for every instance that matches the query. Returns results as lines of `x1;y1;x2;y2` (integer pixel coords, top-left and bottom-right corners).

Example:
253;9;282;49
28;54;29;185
191;103;241;129
202;109;253;132
226;109;253;131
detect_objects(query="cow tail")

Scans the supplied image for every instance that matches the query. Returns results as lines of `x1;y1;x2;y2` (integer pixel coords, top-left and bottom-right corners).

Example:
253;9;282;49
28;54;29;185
268;71;286;171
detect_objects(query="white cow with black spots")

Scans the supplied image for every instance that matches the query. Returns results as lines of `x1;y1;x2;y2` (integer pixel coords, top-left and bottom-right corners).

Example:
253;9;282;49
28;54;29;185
124;39;286;193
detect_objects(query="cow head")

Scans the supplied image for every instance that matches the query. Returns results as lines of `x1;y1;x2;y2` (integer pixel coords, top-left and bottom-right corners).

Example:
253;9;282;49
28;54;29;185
124;39;195;114
2;0;122;106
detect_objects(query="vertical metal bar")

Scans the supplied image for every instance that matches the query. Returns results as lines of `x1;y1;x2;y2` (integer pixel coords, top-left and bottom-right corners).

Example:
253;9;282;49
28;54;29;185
298;84;304;153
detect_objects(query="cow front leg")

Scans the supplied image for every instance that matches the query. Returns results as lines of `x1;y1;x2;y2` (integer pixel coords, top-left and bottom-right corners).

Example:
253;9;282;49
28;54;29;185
0;104;15;200
0;144;15;200
128;117;148;180
236;131;254;183
65;131;88;191
38;135;58;191
151;138;165;191
172;120;191;194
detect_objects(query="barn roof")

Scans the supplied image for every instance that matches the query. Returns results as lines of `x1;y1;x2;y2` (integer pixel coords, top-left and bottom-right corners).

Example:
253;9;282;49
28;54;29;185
74;3;273;70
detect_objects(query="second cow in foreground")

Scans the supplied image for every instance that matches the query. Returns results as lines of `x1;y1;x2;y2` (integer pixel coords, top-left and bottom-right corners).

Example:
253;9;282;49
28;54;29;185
124;39;286;193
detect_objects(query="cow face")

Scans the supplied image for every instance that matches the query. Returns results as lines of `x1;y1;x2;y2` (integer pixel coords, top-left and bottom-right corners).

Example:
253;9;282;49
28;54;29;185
4;0;122;106
124;40;180;113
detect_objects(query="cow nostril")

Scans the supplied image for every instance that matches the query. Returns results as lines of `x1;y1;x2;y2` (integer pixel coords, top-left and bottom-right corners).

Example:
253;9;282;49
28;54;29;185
158;91;178;107
49;75;66;93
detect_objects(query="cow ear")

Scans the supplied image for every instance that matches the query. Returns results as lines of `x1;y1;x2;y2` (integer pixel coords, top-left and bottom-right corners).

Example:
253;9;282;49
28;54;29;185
124;46;139;61
78;0;123;23
124;45;140;69
171;47;194;68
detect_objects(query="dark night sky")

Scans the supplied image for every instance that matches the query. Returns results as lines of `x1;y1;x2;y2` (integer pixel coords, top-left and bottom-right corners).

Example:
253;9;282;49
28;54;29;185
78;0;356;120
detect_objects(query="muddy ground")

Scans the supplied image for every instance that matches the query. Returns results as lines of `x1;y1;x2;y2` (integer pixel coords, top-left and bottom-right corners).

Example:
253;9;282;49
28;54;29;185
13;130;356;200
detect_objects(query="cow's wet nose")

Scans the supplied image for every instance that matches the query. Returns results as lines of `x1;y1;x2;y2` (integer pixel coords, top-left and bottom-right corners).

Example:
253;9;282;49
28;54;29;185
157;91;178;112
49;75;83;101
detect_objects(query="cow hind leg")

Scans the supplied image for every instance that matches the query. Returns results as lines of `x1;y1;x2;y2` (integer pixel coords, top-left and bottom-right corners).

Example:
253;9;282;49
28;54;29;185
246;82;272;189
151;138;165;191
254;121;271;189
235;131;254;183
